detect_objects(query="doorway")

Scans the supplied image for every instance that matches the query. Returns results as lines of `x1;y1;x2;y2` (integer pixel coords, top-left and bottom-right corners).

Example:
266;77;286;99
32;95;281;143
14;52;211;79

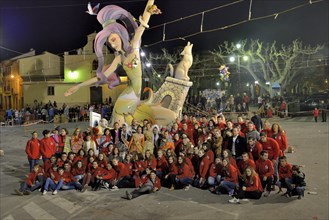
90;86;103;105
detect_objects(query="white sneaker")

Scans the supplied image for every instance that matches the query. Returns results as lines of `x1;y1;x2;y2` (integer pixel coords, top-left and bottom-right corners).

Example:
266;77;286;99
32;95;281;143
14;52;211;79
52;190;58;195
228;198;240;204
110;186;119;191
103;182;109;189
42;190;47;195
239;198;249;203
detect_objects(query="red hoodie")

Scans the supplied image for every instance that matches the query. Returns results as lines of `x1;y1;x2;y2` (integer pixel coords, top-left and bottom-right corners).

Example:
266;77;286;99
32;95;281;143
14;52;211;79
224;164;238;184
26;168;44;186
237;159;256;175
25;138;41;160
199;155;210;178
261;137;280;161
272;132;288;156
177;163;193;179
245;175;263;192
40;137;56;159
256;158;274;179
113;162;129;179
279;163;292;180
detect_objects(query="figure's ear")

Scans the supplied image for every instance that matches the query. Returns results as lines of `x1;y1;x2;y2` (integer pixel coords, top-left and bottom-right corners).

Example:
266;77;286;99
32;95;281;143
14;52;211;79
187;42;190;46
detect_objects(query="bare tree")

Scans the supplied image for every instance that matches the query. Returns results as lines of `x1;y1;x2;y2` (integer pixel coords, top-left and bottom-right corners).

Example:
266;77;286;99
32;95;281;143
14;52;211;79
210;39;324;95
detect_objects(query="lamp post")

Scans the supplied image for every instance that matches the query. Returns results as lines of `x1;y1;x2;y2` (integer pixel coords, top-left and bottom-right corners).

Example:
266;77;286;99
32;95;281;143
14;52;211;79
229;46;248;93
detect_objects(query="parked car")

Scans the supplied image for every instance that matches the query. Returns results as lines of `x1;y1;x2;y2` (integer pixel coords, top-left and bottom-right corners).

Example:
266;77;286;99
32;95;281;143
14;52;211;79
299;97;329;111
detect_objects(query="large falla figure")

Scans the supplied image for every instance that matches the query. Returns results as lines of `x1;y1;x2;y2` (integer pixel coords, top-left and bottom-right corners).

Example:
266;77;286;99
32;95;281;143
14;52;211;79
65;0;193;126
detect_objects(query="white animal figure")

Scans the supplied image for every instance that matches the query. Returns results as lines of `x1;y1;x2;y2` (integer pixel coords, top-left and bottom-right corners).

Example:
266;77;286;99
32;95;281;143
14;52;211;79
86;2;100;15
168;42;193;81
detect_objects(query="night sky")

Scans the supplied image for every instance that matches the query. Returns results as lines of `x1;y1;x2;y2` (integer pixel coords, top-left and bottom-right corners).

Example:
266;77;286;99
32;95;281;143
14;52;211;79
0;0;328;61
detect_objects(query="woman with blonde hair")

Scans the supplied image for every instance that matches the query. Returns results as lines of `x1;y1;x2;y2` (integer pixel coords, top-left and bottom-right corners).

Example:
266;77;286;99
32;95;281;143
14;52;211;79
271;122;288;156
70;128;84;154
229;166;263;203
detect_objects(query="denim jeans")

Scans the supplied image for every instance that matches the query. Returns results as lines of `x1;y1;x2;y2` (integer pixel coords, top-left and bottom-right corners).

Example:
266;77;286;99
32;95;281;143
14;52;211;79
74;174;85;184
277;177;293;192
44;178;64;191
220;180;237;194
20;181;42;192
207;175;221;186
176;177;193;187
62;182;82;190
28;159;40;172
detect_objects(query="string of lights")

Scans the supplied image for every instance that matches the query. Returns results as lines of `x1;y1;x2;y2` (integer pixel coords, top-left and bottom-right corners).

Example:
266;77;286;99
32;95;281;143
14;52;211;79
144;0;326;47
0;46;24;55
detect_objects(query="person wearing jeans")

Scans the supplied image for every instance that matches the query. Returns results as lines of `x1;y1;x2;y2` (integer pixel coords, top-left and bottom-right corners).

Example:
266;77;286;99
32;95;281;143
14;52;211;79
15;164;44;196
217;158;238;196
25;131;41;172
43;167;65;195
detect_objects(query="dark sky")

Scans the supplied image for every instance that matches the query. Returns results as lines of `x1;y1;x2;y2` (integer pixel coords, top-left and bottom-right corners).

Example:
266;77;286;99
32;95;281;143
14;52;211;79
0;0;328;61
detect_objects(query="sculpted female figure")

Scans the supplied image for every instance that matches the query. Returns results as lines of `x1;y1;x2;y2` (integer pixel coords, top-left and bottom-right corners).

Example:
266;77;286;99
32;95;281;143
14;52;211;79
64;1;160;125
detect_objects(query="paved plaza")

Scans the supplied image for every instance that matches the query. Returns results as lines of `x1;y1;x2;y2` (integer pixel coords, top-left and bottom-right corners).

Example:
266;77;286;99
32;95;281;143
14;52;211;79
0;116;328;220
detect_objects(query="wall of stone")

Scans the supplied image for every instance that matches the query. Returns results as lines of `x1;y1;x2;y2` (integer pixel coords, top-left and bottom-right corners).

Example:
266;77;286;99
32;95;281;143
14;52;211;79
153;77;193;118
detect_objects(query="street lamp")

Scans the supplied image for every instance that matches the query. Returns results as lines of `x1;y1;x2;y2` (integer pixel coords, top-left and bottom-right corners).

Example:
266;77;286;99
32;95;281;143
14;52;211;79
229;53;248;93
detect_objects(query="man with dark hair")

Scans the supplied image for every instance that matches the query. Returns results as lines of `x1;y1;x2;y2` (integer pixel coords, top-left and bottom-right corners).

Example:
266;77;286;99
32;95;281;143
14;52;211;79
256;151;274;197
259;132;280;185
40;130;56;162
125;170;161;200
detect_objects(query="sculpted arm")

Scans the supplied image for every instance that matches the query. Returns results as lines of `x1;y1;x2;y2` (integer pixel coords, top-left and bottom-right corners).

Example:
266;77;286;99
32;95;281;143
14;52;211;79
64;55;121;96
131;0;157;49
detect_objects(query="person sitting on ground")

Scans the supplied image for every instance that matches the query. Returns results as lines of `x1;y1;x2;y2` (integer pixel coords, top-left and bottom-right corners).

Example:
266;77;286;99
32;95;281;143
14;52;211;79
215;158;238;196
111;158;135;190
81;161;104;192
43;166;65;195
125;170;161;200
164;156;178;190
228;166;263;204
71;160;85;184
194;149;210;188
61;162;82;191
15;164;44;196
256;151;274;197
237;152;256;186
208;157;223;192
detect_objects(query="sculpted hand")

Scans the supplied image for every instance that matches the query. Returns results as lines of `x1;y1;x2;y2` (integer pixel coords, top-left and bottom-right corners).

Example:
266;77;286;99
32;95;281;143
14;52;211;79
64;86;79;96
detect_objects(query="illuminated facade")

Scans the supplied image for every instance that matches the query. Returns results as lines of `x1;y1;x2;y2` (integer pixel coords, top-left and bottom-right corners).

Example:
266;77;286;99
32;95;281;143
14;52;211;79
0;33;127;112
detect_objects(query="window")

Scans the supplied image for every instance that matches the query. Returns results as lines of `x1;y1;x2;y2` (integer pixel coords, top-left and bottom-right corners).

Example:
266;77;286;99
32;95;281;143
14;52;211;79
47;86;55;96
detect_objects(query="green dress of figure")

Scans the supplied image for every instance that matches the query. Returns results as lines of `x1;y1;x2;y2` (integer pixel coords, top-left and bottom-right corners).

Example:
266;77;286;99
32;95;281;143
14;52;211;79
110;54;142;125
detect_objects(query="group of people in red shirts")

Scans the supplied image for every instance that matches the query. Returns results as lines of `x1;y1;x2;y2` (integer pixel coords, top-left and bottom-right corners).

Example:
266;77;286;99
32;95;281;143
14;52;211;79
16;113;305;202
